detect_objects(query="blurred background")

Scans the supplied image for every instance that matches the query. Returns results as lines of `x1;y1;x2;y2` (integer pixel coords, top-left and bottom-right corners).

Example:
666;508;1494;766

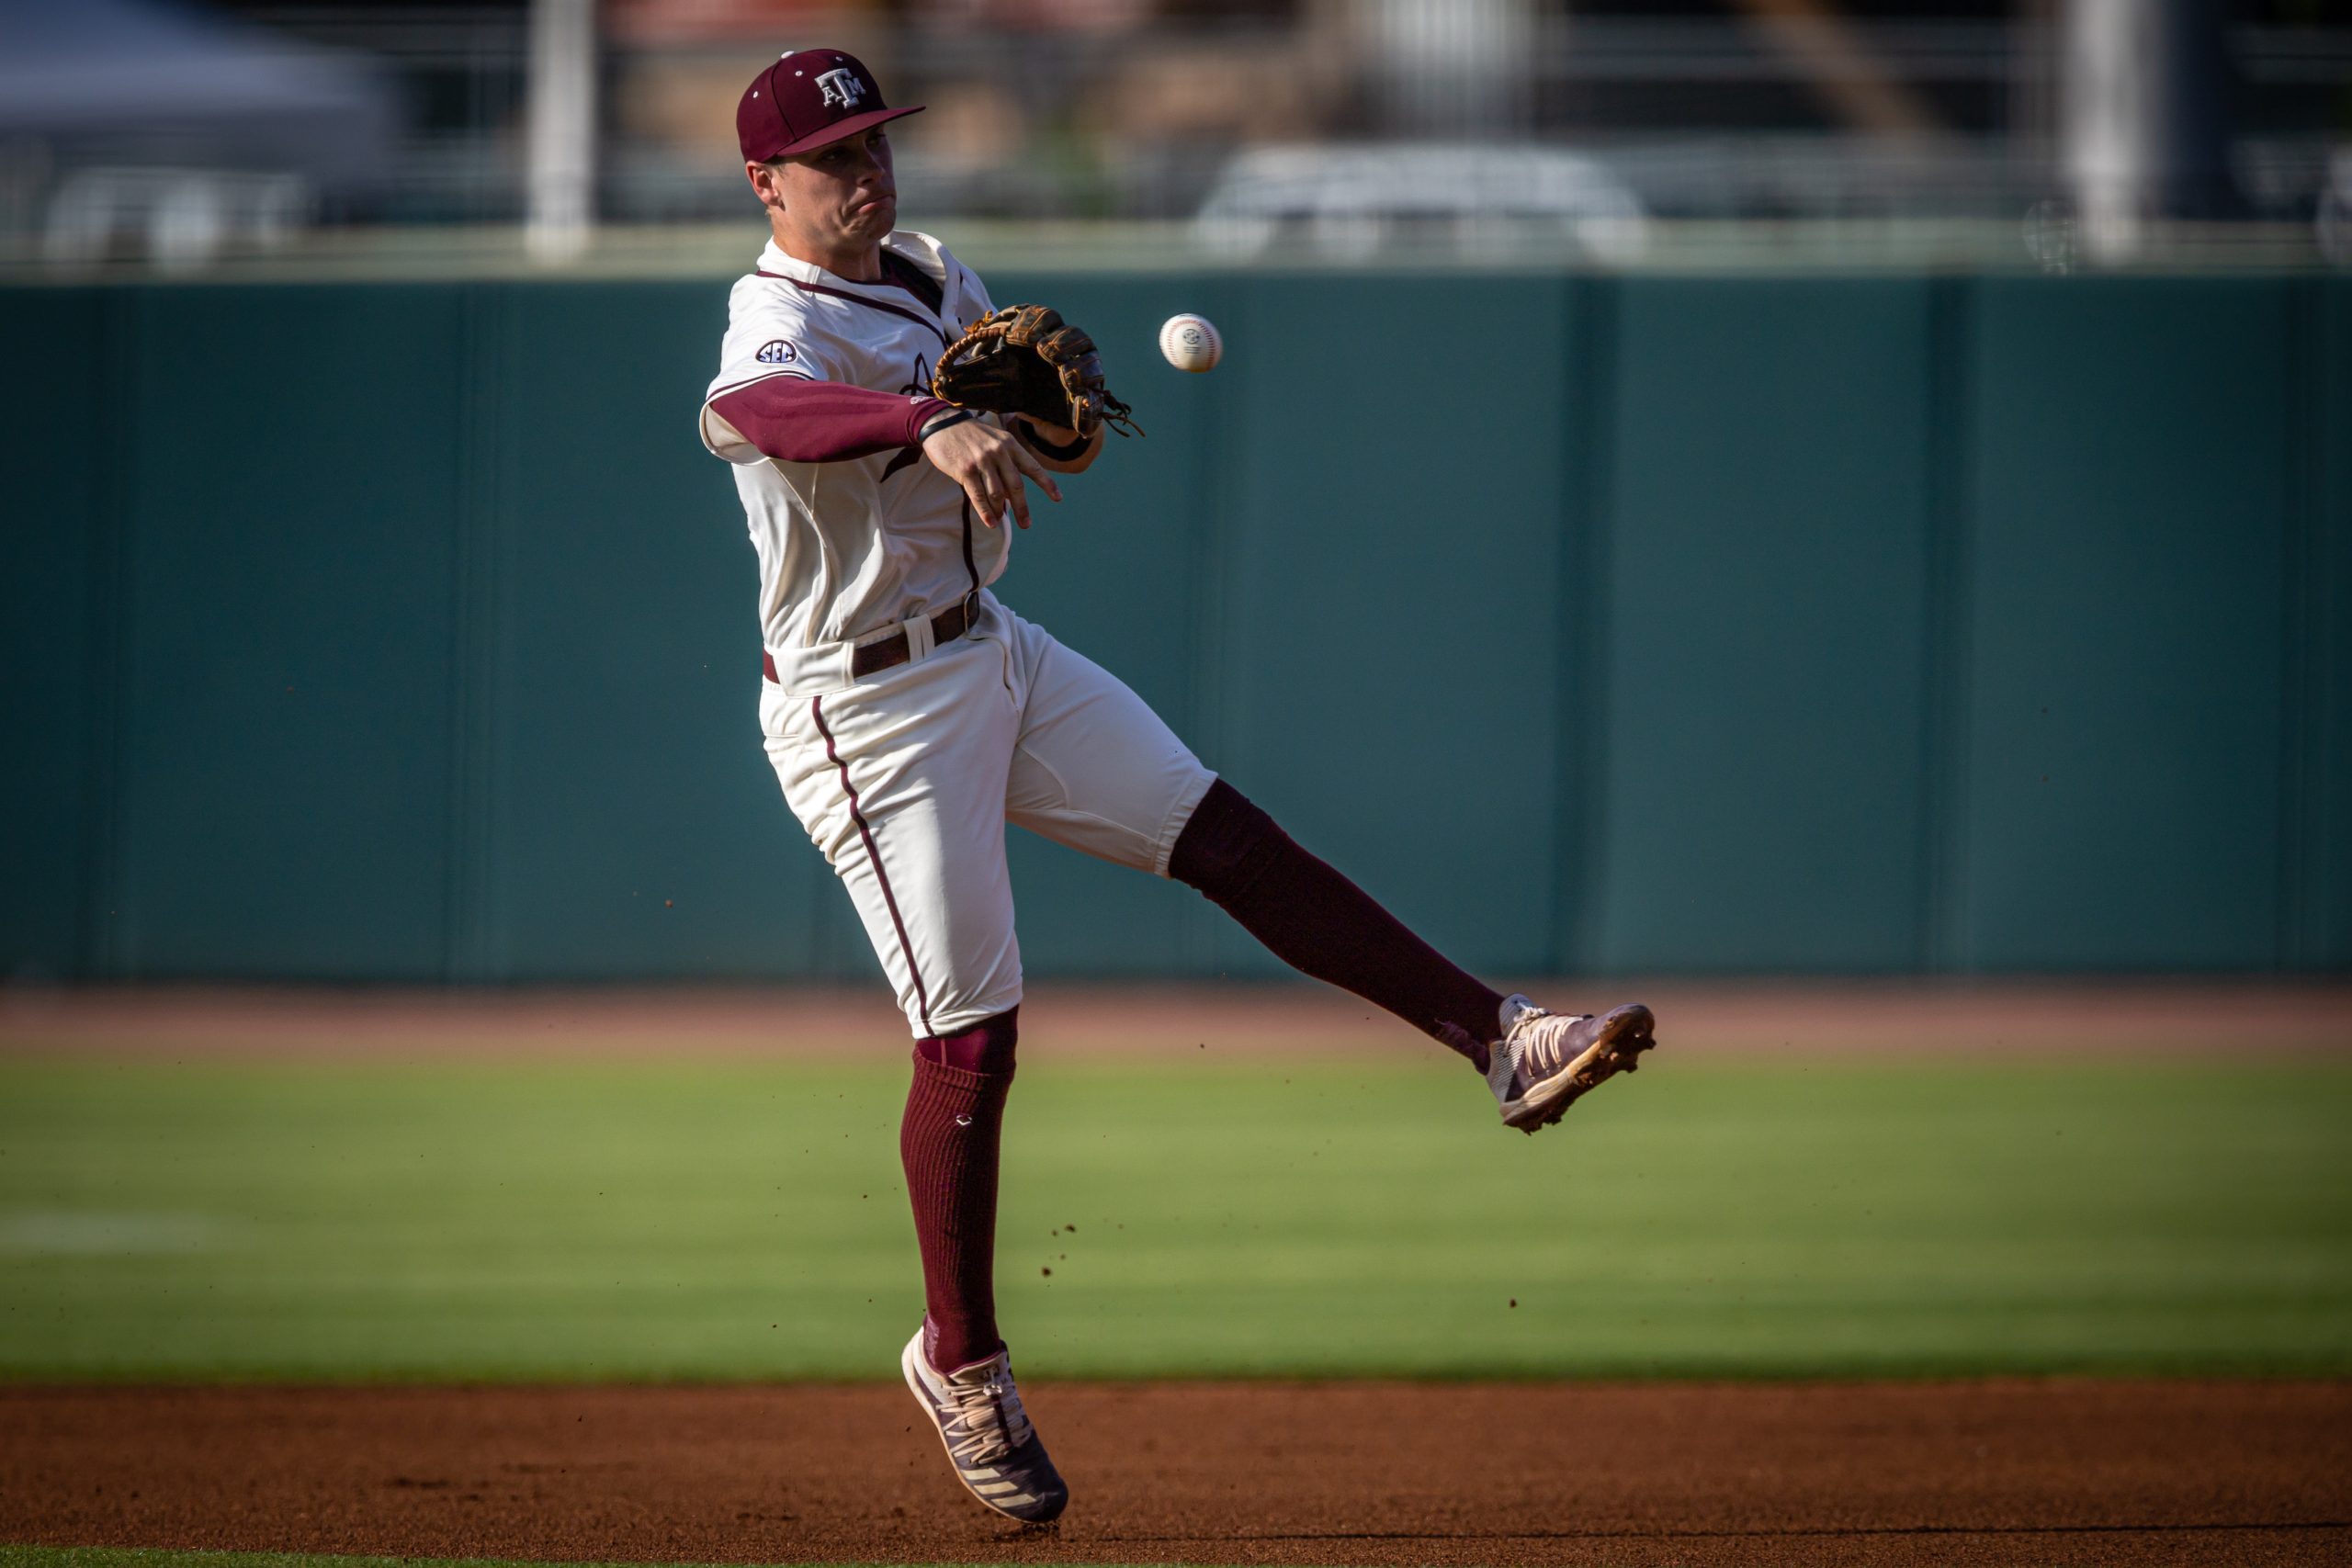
3;0;2351;274
2;0;2347;991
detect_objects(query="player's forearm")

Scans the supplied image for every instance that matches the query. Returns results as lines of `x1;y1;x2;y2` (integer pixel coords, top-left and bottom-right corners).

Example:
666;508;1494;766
707;377;955;464
1013;416;1103;474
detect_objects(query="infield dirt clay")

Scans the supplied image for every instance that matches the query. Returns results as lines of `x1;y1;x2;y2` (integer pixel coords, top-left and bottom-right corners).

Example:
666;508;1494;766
6;1380;2351;1567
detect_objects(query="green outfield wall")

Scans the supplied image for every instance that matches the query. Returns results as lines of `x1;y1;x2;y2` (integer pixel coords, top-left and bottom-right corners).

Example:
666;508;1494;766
3;273;2346;983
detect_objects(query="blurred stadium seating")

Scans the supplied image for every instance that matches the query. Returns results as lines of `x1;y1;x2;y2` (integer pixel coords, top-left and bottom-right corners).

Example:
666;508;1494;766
1;0;2347;272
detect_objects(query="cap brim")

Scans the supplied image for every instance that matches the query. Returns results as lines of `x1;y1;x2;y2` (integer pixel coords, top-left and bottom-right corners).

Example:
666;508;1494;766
775;104;924;158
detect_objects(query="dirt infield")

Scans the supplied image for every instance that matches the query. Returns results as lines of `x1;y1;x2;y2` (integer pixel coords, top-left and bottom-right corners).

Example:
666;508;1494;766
5;979;2349;1059
6;1382;2349;1568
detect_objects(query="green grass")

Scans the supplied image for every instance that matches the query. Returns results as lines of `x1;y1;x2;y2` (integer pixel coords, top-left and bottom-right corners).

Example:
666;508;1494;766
1;1052;2348;1381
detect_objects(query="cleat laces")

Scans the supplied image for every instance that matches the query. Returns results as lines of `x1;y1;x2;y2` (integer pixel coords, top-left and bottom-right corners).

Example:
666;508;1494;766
937;1360;1035;1467
1490;1002;1594;1102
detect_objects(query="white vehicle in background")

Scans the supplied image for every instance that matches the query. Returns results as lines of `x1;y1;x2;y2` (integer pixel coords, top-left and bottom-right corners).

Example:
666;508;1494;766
43;169;314;270
2320;147;2352;266
1193;142;1650;264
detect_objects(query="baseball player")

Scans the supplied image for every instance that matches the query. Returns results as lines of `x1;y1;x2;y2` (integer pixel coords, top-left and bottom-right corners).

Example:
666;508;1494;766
700;50;1657;1527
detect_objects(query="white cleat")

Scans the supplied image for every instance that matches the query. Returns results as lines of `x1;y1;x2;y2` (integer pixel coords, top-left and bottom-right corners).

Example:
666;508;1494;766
899;1324;1069;1525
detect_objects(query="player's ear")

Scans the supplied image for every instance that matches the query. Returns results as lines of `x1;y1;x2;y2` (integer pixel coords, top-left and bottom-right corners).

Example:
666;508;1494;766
745;159;783;209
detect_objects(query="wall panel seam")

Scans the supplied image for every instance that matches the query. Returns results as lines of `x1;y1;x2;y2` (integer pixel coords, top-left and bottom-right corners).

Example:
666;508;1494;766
1931;277;1981;975
1555;276;1616;973
444;284;500;982
1918;277;1968;975
80;289;135;980
2278;279;2318;972
2326;280;2352;970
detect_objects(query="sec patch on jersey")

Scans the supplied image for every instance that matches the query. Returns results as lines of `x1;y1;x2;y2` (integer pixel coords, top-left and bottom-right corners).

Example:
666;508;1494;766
756;339;800;365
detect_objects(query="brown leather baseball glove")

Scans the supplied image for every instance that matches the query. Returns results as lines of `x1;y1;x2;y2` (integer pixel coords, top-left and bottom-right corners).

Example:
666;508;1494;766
932;305;1142;441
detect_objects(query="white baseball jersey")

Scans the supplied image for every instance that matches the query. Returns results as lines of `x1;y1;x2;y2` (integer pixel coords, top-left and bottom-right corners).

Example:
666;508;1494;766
705;232;1216;1038
700;231;1006;655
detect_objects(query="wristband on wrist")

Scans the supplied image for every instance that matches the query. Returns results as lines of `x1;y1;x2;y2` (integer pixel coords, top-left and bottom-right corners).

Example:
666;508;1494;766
918;406;980;442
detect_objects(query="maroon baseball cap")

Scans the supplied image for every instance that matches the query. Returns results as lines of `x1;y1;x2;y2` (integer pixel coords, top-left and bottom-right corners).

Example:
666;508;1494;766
738;50;922;163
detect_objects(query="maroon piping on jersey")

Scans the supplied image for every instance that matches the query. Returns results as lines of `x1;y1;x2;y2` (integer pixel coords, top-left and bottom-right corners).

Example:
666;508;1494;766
871;249;950;316
810;696;933;1035
959;499;980;599
758;268;951;349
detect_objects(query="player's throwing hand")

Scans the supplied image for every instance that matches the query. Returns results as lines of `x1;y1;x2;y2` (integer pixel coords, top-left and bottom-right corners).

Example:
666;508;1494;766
920;414;1060;529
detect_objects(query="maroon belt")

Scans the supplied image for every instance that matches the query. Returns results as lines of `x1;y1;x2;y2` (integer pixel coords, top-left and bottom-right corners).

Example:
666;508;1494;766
763;596;978;684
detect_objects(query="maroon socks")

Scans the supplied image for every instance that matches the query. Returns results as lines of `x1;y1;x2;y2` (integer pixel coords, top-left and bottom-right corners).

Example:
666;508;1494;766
1170;780;1506;1072
901;1007;1020;1372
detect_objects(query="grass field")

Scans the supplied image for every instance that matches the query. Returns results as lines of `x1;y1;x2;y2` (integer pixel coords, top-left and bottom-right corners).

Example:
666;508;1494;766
0;1555;807;1568
0;1552;935;1568
5;1048;2349;1382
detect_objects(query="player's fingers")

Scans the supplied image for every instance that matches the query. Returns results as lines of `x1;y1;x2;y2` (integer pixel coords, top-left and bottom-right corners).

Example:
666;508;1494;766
963;474;1001;527
1006;438;1062;503
989;448;1032;529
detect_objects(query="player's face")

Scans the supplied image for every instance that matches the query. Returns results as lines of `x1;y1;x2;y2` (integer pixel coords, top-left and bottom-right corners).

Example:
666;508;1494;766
759;127;897;255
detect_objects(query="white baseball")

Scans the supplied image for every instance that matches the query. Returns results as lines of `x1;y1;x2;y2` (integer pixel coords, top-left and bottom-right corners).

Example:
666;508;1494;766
1159;313;1223;373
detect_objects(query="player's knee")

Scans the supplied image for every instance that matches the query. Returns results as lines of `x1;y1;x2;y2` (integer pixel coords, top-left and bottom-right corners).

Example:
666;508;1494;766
918;1006;1019;1074
1169;779;1290;903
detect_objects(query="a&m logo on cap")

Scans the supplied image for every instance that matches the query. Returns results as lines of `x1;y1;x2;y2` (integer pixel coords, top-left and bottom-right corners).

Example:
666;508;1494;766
816;67;865;109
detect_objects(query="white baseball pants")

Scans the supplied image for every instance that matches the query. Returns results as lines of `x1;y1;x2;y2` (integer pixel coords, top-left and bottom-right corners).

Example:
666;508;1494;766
763;592;1216;1037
